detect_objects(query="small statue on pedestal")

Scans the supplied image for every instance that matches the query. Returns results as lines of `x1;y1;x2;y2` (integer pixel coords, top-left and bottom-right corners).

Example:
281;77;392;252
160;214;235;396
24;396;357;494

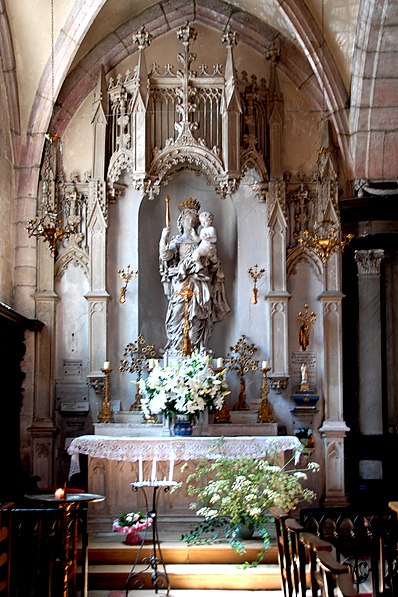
300;363;310;391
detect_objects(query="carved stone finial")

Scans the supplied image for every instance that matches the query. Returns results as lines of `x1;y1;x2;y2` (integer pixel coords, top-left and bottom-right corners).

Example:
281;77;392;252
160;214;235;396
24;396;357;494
222;24;239;48
132;26;152;50
265;36;281;63
177;21;197;46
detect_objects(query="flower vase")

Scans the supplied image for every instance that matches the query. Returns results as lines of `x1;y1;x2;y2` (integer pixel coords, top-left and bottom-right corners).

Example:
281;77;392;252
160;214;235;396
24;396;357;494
173;415;193;436
236;523;255;540
124;528;142;545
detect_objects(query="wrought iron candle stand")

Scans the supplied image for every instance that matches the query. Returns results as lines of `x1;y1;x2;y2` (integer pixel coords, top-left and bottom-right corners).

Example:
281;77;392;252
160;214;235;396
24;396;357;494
125;480;177;596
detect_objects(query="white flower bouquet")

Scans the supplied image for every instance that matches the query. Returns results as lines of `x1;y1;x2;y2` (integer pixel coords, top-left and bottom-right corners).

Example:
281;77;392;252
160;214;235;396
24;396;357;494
138;351;230;420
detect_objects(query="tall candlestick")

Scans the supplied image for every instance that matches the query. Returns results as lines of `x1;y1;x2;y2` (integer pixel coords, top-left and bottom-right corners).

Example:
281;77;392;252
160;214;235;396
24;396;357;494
165;195;170;227
151;457;157;482
138;456;143;483
168;458;174;483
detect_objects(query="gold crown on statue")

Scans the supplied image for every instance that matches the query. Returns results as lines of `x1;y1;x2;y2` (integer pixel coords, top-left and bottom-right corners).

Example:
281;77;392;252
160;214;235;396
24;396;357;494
178;197;201;212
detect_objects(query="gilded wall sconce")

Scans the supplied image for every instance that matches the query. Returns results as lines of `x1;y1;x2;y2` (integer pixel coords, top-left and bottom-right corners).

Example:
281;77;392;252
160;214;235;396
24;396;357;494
118;265;138;304
297;304;317;351
247;264;266;304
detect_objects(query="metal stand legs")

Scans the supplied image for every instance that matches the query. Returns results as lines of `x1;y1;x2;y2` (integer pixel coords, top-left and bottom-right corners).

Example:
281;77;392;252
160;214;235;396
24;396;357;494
125;482;174;595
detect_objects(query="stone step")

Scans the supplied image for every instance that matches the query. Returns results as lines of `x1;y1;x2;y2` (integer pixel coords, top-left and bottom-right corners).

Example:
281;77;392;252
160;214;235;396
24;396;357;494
85;540;278;566
80;532;282;592
84;563;282;591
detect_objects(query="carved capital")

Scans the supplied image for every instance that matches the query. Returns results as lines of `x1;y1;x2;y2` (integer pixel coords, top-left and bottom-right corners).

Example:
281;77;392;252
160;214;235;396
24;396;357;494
355;249;384;276
87;374;105;394
269;375;289;394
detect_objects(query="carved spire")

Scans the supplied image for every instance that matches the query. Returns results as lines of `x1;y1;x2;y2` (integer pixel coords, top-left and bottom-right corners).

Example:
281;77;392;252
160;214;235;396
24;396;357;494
221;25;241;180
132;26;152;108
92;65;108;179
266;37;284;178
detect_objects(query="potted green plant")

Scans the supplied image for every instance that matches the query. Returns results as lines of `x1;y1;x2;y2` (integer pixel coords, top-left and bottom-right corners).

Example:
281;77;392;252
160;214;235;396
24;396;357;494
175;441;319;562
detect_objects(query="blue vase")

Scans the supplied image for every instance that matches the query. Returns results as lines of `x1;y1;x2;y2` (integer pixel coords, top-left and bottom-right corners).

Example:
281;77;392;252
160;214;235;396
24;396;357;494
173;416;193;436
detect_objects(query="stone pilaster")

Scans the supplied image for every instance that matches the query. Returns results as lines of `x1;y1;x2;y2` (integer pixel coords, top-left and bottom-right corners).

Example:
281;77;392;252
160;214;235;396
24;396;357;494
355;249;384;490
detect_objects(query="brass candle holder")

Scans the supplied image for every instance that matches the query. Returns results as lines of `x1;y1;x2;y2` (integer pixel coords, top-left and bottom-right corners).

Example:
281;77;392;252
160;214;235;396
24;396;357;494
98;366;114;423
258;365;274;423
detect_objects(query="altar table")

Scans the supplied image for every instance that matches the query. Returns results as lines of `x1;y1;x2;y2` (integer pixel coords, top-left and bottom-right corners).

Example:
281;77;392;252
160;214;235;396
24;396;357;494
67;434;302;528
67;434;302;476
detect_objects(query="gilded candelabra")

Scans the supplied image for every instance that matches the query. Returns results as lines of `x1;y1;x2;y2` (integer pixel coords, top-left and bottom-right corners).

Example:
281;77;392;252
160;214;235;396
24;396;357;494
118;265;138;304
26;136;77;255
119;334;157;411
98;365;114;423
297;304;317;351
179;285;195;357
226;335;259;410
247;264;266;304
298;218;353;264
258;364;274;423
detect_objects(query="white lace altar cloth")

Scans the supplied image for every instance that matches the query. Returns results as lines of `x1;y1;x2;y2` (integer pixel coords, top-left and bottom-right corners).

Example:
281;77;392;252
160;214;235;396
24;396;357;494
67;434;302;478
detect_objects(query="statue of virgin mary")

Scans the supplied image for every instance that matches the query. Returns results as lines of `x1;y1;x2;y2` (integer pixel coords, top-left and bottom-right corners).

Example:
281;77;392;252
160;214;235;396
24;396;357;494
159;197;230;354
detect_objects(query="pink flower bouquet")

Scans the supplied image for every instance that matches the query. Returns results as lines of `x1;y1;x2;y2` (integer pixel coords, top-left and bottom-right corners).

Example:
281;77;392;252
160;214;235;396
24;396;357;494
113;511;153;545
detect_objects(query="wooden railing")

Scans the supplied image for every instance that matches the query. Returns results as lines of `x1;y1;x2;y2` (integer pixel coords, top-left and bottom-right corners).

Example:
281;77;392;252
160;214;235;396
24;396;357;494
0;501;86;597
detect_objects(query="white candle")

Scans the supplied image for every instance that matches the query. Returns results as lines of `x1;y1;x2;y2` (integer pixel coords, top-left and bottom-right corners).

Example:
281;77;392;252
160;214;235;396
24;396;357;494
262;360;269;370
168;458;174;483
216;357;224;369
54;488;65;499
138;456;143;482
151;457;157;482
103;361;110;370
148;359;154;370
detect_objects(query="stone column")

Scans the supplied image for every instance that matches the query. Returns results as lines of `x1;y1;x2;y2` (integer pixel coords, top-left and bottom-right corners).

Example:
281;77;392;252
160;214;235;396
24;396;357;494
355;249;384;489
319;292;349;506
85;180;110;418
316;247;349;506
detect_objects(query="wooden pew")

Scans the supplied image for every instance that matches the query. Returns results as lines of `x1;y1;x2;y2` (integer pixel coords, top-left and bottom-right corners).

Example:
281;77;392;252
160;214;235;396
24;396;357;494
272;508;360;597
300;507;398;595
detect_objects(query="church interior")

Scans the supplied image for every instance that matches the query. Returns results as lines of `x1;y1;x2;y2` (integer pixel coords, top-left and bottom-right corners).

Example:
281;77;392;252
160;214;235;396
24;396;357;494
1;0;398;594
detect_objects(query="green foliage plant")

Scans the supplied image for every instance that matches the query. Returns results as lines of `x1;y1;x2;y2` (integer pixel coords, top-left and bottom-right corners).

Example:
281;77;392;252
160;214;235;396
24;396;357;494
176;440;319;565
